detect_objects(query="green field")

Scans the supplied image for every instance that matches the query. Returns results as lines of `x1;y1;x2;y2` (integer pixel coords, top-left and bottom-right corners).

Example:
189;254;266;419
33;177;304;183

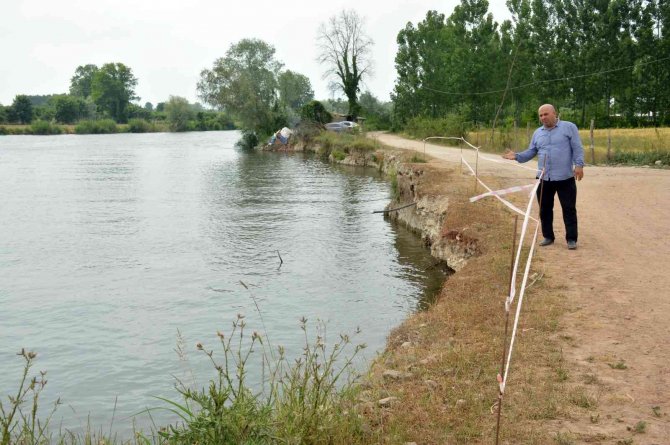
468;126;670;165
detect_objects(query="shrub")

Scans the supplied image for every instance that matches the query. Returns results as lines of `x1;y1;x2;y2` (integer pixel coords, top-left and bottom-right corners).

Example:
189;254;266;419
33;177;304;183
236;130;259;149
300;100;332;125
610;149;670;166
165;96;194;132
314;132;377;157
331;150;346;161
30;120;63;135
75;119;118;134
151;316;368;444
127;118;151;133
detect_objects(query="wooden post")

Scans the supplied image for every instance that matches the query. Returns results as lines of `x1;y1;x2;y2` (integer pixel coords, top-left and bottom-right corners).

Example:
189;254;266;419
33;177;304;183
589;119;595;165
514;119;518;152
474;149;479;194
495;215;519;445
607;128;612;162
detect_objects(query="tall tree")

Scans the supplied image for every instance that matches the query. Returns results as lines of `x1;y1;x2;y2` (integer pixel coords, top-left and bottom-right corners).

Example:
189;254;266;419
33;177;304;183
317;9;374;118
197;38;284;136
277;70;314;112
69;64;99;98
9;95;33;124
90;63;138;122
165;96;194;132
393;11;449;124
51;95;84;124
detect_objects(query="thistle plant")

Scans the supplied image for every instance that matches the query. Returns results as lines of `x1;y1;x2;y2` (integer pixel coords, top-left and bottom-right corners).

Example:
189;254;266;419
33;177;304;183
153;314;368;444
1;349;60;445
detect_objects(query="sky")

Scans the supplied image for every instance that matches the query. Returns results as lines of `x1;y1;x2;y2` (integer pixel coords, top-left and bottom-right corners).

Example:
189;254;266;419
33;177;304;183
0;0;512;107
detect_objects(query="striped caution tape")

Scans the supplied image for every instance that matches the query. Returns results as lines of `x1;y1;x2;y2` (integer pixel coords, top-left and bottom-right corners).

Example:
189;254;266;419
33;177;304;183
469;183;535;203
461;156;539;222
506;172;543;309
501;222;540;394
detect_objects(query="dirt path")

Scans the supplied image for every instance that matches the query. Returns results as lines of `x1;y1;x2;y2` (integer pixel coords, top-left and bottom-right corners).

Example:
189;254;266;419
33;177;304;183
371;132;670;443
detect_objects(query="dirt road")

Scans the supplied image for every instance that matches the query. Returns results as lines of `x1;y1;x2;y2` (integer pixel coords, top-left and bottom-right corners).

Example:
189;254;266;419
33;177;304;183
371;132;670;443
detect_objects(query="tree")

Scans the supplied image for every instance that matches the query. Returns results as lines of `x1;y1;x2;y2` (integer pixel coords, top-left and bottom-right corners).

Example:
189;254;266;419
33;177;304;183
300;100;332;124
278;70;314;111
51;95;82;124
9;95;33;124
144;102;154;111
359;91;392;129
165;96;194;132
197;38;285;136
317;9;374;118
90;63;138;122
69;64;99;98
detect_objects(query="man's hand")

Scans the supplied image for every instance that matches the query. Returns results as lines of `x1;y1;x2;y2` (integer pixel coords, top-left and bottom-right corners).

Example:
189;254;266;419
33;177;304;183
574;166;584;181
502;149;516;160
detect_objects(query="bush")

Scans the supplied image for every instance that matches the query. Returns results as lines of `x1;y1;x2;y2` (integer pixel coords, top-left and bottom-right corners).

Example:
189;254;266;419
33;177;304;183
314;132;377;156
404;114;469;140
127;118;151;133
331;150;346;161
75;119;118;134
154;316;367;444
166;96;194;132
300;100;332;125
30;120;63;135
610;149;670;166
236;130;259;149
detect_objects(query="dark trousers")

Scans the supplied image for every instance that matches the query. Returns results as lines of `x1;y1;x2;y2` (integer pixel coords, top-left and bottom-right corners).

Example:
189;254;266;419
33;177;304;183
536;177;578;242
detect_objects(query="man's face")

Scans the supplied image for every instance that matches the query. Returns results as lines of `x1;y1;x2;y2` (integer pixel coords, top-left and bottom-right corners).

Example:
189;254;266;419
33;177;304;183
538;106;557;128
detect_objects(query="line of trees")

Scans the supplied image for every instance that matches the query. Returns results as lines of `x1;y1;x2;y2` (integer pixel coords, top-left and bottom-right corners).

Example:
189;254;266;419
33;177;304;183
0;63;235;132
393;0;670;128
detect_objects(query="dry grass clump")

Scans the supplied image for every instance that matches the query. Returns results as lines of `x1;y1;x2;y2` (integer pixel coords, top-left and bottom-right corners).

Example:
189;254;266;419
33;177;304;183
358;163;599;444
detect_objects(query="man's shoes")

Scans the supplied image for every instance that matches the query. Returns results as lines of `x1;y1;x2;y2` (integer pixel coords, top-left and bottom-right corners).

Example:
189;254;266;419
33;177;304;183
539;238;554;247
567;240;578;250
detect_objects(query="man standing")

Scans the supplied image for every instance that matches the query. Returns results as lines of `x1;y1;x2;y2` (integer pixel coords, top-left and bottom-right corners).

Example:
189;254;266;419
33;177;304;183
502;104;585;250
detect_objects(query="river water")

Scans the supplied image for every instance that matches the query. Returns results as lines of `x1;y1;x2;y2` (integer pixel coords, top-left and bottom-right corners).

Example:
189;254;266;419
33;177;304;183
0;130;445;435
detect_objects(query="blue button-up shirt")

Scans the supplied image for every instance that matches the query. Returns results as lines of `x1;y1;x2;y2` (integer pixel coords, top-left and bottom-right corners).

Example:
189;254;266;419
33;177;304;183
515;120;585;181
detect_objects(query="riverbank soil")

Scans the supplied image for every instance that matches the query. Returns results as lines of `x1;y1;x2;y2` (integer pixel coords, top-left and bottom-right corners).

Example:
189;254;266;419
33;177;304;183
366;132;670;444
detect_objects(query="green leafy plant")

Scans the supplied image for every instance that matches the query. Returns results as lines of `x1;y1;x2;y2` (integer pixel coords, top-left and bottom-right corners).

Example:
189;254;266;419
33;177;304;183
30;120;63;135
75;119;118;134
150;315;368;444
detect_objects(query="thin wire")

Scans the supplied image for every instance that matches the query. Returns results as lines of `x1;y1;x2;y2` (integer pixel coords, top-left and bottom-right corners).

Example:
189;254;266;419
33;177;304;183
423;55;670;97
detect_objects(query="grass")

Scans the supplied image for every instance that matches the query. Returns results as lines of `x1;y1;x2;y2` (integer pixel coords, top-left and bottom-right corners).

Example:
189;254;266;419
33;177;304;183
608;359;628;370
629;420;646;434
352;162;595;444
0;121;170;135
314;131;378;156
467;126;670;165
